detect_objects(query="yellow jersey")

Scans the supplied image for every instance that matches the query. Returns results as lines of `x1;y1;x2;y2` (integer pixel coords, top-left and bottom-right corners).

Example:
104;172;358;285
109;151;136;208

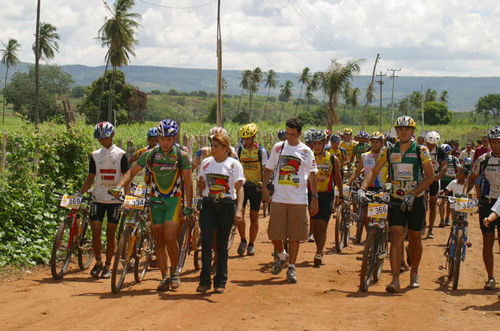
340;140;357;162
239;145;263;185
315;151;335;192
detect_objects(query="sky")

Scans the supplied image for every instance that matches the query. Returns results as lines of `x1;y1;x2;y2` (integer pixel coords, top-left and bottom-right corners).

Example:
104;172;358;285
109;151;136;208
1;0;500;76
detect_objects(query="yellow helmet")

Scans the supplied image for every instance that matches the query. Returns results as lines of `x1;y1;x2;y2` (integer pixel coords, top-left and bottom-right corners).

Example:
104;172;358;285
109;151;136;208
343;128;353;135
394;116;416;128
370;131;384;140
240;123;258;138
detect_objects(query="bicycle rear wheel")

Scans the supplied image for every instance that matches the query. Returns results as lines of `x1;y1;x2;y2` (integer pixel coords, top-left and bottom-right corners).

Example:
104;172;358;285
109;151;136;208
50;218;74;279
360;228;378;292
111;227;135;293
78;214;94;270
192;222;201;271
134;221;152;282
335;206;344;253
452;229;464;290
177;221;192;273
343;215;350;248
227;224;237;251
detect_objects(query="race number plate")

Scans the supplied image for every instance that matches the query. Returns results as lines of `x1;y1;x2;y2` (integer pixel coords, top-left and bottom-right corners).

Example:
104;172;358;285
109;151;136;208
134;184;147;197
367;203;388;218
123;195;146;210
454;198;474;213
60;195;83;209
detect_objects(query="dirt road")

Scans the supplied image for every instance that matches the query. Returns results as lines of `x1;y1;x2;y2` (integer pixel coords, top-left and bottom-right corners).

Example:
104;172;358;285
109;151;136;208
1;211;500;331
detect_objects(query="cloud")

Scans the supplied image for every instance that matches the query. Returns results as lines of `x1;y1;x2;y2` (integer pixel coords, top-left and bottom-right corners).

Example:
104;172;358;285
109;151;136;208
1;0;500;76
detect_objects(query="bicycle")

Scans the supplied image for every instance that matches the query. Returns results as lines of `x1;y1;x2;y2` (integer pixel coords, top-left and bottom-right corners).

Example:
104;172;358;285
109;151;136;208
358;190;391;292
177;197;202;273
50;192;94;280
110;192;159;293
334;186;357;253
440;195;477;290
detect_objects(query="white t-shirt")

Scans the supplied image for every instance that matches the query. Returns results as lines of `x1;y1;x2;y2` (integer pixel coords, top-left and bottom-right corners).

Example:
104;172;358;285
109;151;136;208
445;179;472;196
459;149;474;162
472;153;500;199
266;141;318;205
198;156;246;200
491;197;500;215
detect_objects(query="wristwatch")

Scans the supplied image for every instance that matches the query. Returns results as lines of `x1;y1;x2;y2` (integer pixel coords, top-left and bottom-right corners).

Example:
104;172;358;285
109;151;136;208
312;193;319;199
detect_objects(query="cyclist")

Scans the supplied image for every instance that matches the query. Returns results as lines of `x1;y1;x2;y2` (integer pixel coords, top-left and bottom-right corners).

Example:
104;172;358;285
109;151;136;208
236;123;268;256
80;121;129;279
114;119;193;292
439;143;459;227
330;134;349;168
425;131;447;239
309;129;343;267
192;126;237;171
467;126;500;291
324;129;332;151
353;131;371;165
340;128;358;165
357;116;434;293
129;127;159;165
349;131;388;239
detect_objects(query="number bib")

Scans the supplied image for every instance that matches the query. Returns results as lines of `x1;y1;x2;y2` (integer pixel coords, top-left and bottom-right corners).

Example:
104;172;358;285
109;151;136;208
453;198;475;213
123;195;146;210
134;184;147;198
60;195;83;209
367;203;388;218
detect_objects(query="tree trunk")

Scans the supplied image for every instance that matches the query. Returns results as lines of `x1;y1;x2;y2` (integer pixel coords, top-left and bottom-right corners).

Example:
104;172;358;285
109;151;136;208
107;66;116;124
237;88;244;112
2;66;8;125
34;0;41;131
295;84;303;116
98;57;110;121
248;91;253;122
363;53;380;129
279;103;284;122
264;87;271;114
327;96;334;132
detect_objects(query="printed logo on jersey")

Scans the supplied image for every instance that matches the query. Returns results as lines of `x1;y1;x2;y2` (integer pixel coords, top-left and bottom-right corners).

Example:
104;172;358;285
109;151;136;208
206;174;230;198
203;162;210;171
390;153;402;163
278;155;301;187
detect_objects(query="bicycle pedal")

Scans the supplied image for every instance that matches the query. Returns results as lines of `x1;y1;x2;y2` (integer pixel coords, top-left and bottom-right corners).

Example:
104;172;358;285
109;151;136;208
378;253;387;260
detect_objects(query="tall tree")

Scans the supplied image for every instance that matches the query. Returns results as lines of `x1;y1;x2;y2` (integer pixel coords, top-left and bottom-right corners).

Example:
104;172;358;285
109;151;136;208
32;23;60;61
279;80;293;122
263;69;278;113
237;69;251;112
98;0;140;124
295;67;311;115
1;39;21;124
247;67;262;122
476;94;500;121
343;81;352;110
439;90;449;104
305;72;321;111
322;59;362;131
350;87;360;110
424;88;437;102
34;0;41;131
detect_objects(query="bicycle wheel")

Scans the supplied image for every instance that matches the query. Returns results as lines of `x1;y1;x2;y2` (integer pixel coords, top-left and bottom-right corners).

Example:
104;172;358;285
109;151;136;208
227;224;237;251
192;222;201;271
111;227;135;293
177;221;192;273
78;214;94;270
343;214;350;248
50;218;74;279
360;228;378;292
134;221;152;282
452;229;464;290
373;226;388;283
355;218;364;244
446;239;454;280
335;206;344;253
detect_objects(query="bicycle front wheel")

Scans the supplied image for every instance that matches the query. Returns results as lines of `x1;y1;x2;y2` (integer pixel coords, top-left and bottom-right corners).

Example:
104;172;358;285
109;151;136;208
452;229;464;290
134;222;152;282
193;222;201;271
111;227;135;293
227;225;237;251
78;214;94;270
177;221;192;273
335;206;344;253
360;228;378;292
50;218;74;279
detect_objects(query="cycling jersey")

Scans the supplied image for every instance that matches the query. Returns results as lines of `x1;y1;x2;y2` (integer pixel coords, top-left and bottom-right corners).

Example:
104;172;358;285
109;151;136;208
340;140;357;162
135;145;155;184
354;142;370;162
428;145;446;175
473;152;500;199
442;154;459;182
90;144;128;203
361;151;388;189
379;141;431;198
331;147;348;165
238;143;268;185
314;151;335;193
137;145;191;198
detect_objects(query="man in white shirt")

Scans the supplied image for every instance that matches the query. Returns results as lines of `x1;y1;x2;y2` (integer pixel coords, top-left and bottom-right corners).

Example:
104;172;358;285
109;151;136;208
459;141;475;163
263;118;319;283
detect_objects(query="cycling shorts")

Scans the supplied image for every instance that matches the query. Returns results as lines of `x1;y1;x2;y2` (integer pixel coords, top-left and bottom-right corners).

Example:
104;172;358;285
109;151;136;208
308;191;334;222
388;196;425;232
479;201;500;234
243;183;263;212
90;203;122;224
428;180;440;197
150;196;182;225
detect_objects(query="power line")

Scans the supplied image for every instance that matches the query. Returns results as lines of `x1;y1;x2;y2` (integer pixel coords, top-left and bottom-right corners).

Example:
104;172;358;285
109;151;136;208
137;0;216;9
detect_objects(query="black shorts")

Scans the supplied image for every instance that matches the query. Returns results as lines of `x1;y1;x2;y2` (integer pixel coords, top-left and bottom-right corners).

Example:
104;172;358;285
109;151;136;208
243;183;263;212
90;202;122;224
428;180;440;196
388;196;425;232
308;191;334;222
441;180;453;193
479;201;500;234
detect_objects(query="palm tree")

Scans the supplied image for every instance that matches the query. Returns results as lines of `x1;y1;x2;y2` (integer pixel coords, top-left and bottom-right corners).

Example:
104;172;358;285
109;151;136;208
1;39;21;125
305;72;321;111
98;0;140;123
237;69;251;112
279;80;293;122
295;67;311;115
263;69;278;114
439;90;449;104
350;87;360;110
32;23;60;61
343;81;352;111
247;67;262;122
322;59;362;131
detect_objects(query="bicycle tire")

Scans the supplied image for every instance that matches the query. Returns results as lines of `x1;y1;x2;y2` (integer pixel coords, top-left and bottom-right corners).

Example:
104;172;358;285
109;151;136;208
177;221;192;273
111;227;135;293
343;219;350;248
78;214;94;270
227;225;237;251
134;221;152;282
373;226;388;283
50;218;73;279
447;239;455;280
192;222;201;271
335;206;343;253
360;228;378;292
452;229;464;290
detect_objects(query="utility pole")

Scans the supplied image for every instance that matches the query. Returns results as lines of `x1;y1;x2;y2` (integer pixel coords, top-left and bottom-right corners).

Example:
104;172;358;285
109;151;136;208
387;68;401;127
216;0;223;127
34;0;41;131
420;84;425;133
376;71;386;132
362;53;380;130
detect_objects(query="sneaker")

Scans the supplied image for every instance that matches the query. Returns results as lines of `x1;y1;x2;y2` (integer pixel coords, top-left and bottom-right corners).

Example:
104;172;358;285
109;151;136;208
386;279;401;293
484;277;496;290
287;267;297;283
438;220;445;228
214;287;225;294
237;241;247;256
196;284;210;293
170;268;180;289
308;233;315;242
101;265;111;279
149;257;159;268
271;251;288;275
247;244;255;256
426;231;434;239
445;219;450;226
314;254;322;268
409;272;420;288
90;263;103;278
157;276;170;292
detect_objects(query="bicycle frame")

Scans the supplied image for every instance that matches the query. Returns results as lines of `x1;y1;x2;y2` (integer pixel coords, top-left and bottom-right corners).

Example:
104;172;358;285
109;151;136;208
447;211;469;263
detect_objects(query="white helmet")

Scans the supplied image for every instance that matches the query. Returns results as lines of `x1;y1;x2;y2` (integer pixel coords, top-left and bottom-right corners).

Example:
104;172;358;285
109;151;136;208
425;131;440;145
209;126;227;138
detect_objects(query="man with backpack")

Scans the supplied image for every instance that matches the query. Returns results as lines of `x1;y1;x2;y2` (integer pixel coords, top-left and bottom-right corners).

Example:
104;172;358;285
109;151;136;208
236;123;268;256
357;116;435;293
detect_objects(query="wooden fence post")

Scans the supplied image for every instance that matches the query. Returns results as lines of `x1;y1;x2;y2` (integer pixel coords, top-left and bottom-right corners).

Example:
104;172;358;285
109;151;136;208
127;139;134;159
1;131;6;173
118;138;123;149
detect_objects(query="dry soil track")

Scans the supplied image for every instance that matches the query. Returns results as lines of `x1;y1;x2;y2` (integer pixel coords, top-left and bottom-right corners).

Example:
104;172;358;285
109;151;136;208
1;210;500;331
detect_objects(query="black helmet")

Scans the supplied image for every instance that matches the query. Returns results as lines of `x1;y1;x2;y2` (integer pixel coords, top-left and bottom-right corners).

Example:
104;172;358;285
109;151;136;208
277;130;287;140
